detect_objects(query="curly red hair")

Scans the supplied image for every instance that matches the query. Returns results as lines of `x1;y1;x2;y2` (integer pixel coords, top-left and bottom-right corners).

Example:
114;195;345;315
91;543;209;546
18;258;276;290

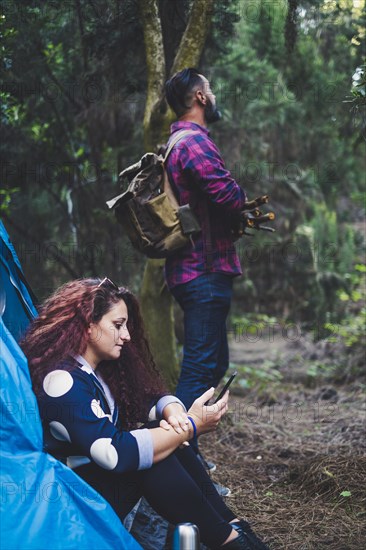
21;278;166;429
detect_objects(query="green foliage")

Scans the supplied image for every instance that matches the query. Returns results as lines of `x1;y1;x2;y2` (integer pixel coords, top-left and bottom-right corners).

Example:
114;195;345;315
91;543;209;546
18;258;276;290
327;308;366;348
1;91;24;125
329;261;366;348
305;361;338;384
234;361;283;393
345;63;366;141
319;263;366;380
231;312;280;333
346;64;366;107
212;0;365;204
202;0;365;327
0;187;19;213
308;203;358;275
1;0;148;295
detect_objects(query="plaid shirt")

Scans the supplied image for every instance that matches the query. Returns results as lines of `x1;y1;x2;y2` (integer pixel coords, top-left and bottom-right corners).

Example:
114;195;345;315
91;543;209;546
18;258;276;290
165;121;247;289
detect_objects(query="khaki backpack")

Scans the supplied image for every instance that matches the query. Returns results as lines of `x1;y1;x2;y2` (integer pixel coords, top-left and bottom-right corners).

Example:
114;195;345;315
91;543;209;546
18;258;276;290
107;130;201;259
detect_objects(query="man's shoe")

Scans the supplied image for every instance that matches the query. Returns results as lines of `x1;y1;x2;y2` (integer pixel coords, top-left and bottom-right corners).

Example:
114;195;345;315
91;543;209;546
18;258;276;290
197;452;217;473
205;459;217;473
213;482;232;497
232;520;270;550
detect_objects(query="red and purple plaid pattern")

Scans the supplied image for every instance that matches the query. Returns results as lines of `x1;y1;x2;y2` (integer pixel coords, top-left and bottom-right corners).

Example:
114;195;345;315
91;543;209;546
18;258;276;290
165;121;247;289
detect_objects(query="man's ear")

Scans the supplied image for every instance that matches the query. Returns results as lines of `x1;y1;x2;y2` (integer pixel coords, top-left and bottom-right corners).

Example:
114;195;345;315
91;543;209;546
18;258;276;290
195;88;206;105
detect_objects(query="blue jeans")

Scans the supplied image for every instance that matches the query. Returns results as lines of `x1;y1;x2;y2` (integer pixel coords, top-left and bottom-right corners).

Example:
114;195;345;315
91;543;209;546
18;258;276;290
171;273;234;410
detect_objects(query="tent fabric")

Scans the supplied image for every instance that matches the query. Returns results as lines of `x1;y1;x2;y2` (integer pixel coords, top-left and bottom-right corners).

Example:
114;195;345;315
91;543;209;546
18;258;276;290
0;222;141;550
0;221;38;341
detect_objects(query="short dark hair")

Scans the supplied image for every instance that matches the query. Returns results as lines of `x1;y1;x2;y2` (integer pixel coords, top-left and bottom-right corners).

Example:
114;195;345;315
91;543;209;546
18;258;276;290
165;67;203;117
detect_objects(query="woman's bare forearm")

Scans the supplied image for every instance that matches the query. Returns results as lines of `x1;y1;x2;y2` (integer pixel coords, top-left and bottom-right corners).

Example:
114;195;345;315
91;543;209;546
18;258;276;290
150;424;193;463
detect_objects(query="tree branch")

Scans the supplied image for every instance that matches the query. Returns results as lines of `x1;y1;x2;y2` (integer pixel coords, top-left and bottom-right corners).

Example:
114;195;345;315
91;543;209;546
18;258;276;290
170;0;214;75
74;0;89;71
138;0;166;148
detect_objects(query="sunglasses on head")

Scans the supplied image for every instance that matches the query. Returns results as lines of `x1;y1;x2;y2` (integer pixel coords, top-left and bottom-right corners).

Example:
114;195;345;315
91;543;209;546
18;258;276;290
97;277;119;291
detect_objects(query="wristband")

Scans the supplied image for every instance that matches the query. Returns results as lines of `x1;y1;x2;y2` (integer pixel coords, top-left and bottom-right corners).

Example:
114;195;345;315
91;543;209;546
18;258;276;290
187;416;197;440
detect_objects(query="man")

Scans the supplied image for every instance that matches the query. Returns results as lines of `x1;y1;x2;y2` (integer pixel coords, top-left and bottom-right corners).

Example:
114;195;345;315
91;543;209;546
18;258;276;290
164;68;247;486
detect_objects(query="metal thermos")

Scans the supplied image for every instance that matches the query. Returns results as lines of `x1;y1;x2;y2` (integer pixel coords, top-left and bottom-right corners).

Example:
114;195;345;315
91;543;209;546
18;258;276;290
172;523;200;549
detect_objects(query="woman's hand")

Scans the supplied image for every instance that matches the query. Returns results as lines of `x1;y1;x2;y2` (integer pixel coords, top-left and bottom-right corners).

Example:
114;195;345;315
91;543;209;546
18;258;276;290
187;387;229;437
159;402;189;435
150;389;229;463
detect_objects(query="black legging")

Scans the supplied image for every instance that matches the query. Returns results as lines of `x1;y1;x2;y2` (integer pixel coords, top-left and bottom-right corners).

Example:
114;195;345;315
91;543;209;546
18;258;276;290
75;444;236;548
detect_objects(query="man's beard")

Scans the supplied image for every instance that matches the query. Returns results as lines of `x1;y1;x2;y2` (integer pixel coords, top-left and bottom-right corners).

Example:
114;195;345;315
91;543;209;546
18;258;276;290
204;98;222;124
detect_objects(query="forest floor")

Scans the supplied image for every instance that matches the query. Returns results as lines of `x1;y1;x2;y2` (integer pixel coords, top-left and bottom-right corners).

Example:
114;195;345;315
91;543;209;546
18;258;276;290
202;330;366;550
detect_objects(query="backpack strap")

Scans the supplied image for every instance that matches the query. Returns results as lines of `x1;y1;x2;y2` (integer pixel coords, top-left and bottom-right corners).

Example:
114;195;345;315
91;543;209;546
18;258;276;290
163;130;214;269
163;130;195;163
163;130;197;210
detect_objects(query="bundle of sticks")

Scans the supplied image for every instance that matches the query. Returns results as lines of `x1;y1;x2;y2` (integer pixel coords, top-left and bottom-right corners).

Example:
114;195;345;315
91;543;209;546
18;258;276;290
236;195;276;237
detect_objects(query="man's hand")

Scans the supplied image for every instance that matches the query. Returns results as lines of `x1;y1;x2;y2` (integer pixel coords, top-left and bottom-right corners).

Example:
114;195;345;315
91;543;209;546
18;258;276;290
159;402;189;435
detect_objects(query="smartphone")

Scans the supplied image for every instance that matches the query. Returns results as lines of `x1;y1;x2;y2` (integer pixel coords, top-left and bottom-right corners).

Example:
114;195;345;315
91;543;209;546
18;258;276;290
214;371;237;403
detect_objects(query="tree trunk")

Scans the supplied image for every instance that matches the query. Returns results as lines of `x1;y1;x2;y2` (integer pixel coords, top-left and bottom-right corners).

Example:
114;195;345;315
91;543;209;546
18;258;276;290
140;259;179;390
138;0;214;390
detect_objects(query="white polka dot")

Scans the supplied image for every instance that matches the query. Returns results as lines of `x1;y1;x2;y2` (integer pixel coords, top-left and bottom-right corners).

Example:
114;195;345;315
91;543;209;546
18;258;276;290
49;421;71;442
91;399;112;422
43;370;74;397
90;438;118;470
148;405;157;422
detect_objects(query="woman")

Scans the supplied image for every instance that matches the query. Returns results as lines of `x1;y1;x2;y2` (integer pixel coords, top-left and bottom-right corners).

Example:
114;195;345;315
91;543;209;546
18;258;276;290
21;278;269;550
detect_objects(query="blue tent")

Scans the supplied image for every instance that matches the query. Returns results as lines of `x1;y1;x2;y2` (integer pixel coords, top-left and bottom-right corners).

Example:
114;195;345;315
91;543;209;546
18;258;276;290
0;221;141;550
